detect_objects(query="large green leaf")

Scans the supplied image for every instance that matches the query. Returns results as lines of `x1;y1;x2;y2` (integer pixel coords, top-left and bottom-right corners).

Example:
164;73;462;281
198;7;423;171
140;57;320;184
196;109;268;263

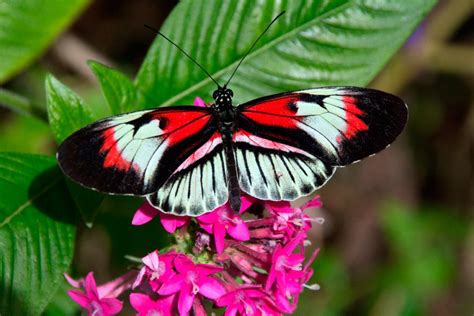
137;0;436;106
0;0;90;83
45;74;104;226
0;153;76;315
89;61;152;115
45;74;94;143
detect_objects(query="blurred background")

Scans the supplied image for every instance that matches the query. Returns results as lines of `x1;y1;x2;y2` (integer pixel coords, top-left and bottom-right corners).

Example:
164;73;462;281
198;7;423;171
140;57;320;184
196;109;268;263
0;1;472;315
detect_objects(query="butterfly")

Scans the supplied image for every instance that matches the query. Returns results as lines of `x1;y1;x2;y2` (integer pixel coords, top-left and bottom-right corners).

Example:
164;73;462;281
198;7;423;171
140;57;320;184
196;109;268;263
57;13;408;217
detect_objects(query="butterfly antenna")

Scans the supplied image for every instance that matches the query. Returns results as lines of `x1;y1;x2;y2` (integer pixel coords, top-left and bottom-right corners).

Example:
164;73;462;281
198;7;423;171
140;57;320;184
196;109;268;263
144;24;221;88
224;11;286;87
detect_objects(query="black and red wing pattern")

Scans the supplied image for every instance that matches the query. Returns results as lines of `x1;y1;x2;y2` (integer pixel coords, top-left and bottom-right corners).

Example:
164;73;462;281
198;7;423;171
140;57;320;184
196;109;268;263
235;87;407;201
57;106;220;197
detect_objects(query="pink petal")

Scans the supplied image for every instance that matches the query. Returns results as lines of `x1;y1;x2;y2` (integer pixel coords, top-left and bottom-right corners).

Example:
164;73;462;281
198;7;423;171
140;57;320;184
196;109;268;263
244;288;267;298
132;202;159;225
158;274;185;295
159;213;190;233
265;268;277;290
225;307;239;316
195;264;222;276
194;97;205;107
84;272;99;300
192;297;207;316
130;293;153;312
214;223;227;253
227;221;250;241
198;277;225;300
197;209;219;224
67;290;91;309
274;290;294;313
304;247;320;271
267;201;292;214
174;254;195;273
286;254;305;267
283;232;305;253
199;223;213;234
100;297;123;314
302;195;322;210
178;286;195;316
142;250;160;271
132;267;146;289
239;195;256;214
64;273;81;288
216;292;235;307
97;270;137;298
161;217;177;233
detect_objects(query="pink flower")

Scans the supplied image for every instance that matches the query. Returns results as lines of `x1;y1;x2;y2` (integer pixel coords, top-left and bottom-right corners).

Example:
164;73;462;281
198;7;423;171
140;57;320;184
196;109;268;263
197;201;251;253
65;272;124;316
267;196;323;238
194;96;206;107
265;233;305;295
216;285;269;316
132;201;190;233
130;292;175;316
133;250;176;291
158;254;226;315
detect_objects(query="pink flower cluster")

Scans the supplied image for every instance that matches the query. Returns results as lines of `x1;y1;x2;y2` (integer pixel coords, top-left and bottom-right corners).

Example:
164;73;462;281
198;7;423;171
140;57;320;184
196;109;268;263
66;195;323;315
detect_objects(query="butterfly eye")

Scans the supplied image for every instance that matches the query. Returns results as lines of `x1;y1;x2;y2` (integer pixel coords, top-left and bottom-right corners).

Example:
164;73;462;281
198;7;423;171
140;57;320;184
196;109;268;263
212;91;219;99
228;90;234;97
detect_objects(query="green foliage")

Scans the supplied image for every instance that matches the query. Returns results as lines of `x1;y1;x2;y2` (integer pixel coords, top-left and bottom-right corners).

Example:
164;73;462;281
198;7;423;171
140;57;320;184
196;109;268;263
0;153;76;315
43;279;80;316
45;74;104;226
378;203;466;296
137;0;436;106
0;0;90;83
45;74;94;143
89;61;151;115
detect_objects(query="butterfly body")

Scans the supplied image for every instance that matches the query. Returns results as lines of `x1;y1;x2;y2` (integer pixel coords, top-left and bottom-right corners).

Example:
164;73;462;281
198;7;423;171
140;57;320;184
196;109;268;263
57;86;407;217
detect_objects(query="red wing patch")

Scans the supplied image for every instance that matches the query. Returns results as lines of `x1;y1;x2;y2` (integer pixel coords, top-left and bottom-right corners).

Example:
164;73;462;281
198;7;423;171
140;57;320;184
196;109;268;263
337;96;368;142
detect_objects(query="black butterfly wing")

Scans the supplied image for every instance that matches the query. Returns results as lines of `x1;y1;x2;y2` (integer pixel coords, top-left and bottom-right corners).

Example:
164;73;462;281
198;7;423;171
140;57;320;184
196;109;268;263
235;87;407;201
57;107;218;197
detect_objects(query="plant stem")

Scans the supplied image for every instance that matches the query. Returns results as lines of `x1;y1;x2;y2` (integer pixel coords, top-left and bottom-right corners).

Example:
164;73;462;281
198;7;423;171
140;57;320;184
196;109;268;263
0;88;48;122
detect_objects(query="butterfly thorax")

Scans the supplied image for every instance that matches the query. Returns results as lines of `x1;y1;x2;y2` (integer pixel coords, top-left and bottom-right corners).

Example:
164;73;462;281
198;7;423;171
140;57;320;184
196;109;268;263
212;87;236;139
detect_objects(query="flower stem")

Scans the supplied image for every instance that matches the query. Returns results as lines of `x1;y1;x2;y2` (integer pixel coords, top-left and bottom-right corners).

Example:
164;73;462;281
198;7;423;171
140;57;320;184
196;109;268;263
0;88;48;122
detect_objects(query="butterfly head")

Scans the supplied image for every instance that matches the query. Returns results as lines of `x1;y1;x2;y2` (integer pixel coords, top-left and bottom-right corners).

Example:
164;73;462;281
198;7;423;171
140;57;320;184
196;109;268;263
213;86;233;108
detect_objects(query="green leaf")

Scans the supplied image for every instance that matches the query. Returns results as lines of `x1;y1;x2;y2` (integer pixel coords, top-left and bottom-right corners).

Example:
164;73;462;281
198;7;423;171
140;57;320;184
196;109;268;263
43;278;80;316
45;74;94;143
137;0;436;106
89;60;151;114
0;153;76;315
45;74;104;225
0;0;90;83
65;180;104;228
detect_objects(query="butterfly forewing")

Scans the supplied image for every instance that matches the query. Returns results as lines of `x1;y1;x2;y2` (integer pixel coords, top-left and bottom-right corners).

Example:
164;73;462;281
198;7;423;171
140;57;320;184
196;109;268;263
235;87;407;201
57;106;218;196
237;87;408;166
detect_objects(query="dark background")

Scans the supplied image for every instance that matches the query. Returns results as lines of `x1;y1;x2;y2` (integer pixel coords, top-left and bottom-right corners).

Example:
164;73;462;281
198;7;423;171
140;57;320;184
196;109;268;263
0;1;472;315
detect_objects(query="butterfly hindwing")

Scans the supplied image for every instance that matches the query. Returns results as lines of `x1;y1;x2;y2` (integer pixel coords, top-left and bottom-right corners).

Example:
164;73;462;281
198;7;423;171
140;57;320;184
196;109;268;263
233;139;335;201
237;87;408;166
147;140;229;216
57;107;217;196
